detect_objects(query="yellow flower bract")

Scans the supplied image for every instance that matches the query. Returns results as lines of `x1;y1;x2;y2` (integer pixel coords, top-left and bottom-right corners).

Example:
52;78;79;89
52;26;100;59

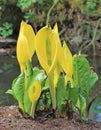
29;80;41;103
16;21;35;72
35;25;58;74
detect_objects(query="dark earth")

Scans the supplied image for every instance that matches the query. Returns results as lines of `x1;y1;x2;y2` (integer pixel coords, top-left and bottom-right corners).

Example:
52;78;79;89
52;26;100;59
0;105;101;130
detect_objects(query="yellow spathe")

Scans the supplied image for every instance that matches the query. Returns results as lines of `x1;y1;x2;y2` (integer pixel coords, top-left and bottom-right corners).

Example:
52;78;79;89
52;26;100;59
16;21;35;72
29;80;41;103
61;42;73;77
35;25;58;74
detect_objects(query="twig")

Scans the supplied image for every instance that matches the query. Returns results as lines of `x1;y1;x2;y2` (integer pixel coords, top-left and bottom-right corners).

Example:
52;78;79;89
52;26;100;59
80;18;101;54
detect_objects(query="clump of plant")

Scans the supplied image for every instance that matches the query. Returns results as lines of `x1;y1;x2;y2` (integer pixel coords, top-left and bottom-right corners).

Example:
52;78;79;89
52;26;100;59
0;22;13;38
6;21;98;120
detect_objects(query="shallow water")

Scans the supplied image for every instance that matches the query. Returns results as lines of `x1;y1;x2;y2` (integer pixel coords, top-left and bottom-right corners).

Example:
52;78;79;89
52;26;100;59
88;50;101;121
0;55;19;105
0;51;101;122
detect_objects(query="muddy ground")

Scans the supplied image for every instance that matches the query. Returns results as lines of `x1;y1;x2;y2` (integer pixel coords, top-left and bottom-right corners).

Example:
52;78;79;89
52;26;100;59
0;106;101;130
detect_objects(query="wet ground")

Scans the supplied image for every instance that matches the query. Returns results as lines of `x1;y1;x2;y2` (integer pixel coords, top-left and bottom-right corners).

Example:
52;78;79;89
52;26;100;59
0;106;101;130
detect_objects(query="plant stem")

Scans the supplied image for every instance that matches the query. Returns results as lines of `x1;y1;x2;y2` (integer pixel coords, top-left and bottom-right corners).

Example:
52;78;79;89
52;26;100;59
48;73;56;110
46;1;58;25
30;102;36;119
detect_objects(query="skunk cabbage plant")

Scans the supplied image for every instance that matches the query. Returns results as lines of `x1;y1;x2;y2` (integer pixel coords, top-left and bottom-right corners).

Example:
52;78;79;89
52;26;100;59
35;25;59;109
6;21;98;121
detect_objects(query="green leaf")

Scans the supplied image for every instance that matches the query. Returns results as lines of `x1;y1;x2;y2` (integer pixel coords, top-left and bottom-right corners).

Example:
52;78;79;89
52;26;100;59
23;90;31;114
73;54;91;101
88;72;98;90
0;22;13;38
86;2;96;10
6;89;13;95
78;94;87;121
56;76;67;117
68;87;79;106
24;12;36;21
73;54;98;120
25;61;46;89
24;61;46;114
7;73;24;110
17;0;36;9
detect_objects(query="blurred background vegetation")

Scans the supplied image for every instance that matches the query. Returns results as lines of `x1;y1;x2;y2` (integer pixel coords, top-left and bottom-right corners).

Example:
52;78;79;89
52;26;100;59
0;0;101;53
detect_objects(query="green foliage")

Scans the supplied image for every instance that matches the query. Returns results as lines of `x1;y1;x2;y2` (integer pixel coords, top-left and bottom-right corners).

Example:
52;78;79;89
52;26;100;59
0;0;68;36
55;54;98;120
71;0;101;17
0;0;8;4
17;0;45;9
73;54;91;101
67;85;78;107
56;76;68;117
37;88;51;111
6;51;98;120
6;60;46;117
24;12;36;21
0;22;13;38
24;61;46;114
86;1;96;10
78;94;87;120
54;54;98;120
72;54;98;120
7;73;24;110
88;72;98;90
17;0;36;9
73;54;98;101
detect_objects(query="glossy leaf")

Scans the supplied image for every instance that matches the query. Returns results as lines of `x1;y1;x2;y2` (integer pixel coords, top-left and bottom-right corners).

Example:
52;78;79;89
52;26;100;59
78;94;87;120
68;87;79;106
88;72;98;91
73;54;91;101
48;73;56;109
56;76;67;117
25;61;46;90
6;73;24;110
24;61;46;113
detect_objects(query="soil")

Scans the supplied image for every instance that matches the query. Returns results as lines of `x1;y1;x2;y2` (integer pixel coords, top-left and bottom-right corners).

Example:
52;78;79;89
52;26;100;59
0;105;101;130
